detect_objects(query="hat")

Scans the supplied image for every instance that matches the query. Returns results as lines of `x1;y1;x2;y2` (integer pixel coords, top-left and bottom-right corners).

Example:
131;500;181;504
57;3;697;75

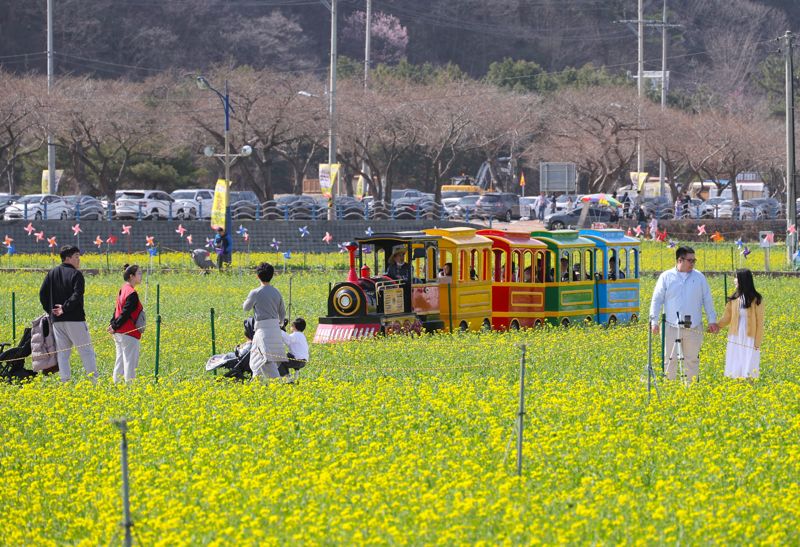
391;244;406;256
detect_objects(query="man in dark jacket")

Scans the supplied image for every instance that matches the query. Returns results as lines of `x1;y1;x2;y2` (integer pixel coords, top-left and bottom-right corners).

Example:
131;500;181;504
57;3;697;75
39;245;97;382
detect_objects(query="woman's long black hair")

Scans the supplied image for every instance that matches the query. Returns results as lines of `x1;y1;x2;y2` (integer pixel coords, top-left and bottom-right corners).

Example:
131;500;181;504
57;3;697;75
727;268;762;308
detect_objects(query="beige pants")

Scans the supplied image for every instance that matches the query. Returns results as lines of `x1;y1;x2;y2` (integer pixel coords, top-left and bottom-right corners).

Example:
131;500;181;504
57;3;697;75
663;325;704;382
52;321;97;383
113;333;140;383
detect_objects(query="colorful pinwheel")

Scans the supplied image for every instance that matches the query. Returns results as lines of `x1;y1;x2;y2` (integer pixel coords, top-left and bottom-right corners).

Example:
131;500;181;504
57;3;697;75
270;238;280;251
2;235;13;247
47;236;57;248
71;224;82;236
121;224;132;235
176;224;187;237
735;238;744;249
146;235;155;247
697;225;706;236
106;235;118;245
24;222;35;236
186;234;193;245
323;232;333;244
94;236;104;247
741;246;751;258
34;231;45;242
710;231;724;243
299;226;310;238
365;226;374;237
283;251;291;259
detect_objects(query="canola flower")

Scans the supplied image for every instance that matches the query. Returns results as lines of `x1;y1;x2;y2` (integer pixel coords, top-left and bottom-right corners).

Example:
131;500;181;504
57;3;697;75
0;259;799;544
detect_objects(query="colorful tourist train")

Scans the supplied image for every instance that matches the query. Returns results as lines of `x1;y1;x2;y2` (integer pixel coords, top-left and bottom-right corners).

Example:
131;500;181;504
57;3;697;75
313;227;640;343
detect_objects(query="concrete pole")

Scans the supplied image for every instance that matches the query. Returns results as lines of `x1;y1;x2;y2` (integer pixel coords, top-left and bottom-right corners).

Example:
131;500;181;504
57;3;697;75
636;0;644;188
785;31;798;261
47;0;56;194
328;0;338;220
364;0;372;90
658;0;668;198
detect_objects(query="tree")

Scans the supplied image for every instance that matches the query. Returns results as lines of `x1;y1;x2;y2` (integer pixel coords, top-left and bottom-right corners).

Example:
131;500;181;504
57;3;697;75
0;72;44;193
342;10;408;65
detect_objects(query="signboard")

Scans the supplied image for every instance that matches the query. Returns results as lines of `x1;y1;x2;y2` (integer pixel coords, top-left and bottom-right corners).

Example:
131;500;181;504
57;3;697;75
319;163;340;199
540;162;576;193
355;174;366;201
41;169;63;194
210;178;229;231
383;287;404;315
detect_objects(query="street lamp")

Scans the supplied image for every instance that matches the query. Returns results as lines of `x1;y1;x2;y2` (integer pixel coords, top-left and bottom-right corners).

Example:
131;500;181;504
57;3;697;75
297;88;336;220
196;75;252;225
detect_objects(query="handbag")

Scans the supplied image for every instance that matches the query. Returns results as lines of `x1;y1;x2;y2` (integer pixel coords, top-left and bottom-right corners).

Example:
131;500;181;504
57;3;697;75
135;308;146;334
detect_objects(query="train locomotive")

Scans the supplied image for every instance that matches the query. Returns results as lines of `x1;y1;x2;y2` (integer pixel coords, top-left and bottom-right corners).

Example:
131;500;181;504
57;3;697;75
314;227;640;342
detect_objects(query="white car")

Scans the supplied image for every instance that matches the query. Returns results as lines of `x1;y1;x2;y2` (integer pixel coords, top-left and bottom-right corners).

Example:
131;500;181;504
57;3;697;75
114;190;175;220
171;189;215;219
3;194;70;220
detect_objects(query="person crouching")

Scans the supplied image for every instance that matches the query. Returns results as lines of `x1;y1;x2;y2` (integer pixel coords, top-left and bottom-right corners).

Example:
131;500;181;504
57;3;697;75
279;317;309;383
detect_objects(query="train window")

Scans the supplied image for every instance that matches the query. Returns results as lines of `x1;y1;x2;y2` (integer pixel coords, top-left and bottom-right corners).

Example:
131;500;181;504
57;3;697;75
584;249;594;280
559;251;570;282
618;248;628;279
375;248;386;276
607;249;617;280
511;250;522;282
630;248;639;278
438;250;454;282
544;251;555;283
534;251;545;283
492;249;505;282
571;250;582;281
521;251;533;283
469;249;481;281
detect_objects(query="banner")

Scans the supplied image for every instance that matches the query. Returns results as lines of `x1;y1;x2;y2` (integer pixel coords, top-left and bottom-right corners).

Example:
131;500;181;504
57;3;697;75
41;169;63;194
355;174;366;201
519;172;526;187
210;178;229;231
629;171;648;191
319;163;339;198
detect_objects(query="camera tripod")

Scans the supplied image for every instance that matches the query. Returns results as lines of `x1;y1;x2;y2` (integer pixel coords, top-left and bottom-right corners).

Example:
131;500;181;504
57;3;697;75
645;317;661;403
666;312;691;387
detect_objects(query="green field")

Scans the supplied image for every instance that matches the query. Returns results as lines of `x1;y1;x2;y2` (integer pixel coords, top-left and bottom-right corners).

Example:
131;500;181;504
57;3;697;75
0;251;799;544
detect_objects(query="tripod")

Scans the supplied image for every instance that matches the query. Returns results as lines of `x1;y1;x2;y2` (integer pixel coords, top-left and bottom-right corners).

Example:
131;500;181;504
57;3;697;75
666;312;691;387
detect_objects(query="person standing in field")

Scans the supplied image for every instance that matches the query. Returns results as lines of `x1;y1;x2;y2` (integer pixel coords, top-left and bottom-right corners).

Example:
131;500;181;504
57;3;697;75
536;192;547;221
649;246;719;383
214;227;233;271
243;262;287;381
717;269;764;380
107;264;144;383
39;245;98;383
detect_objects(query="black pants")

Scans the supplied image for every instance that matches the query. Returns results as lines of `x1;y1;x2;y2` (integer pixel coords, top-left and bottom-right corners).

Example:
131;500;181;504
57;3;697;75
278;353;306;377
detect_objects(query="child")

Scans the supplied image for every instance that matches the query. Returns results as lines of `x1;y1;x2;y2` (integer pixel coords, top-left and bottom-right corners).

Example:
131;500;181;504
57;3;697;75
279;317;309;382
648;214;658;241
717;269;764;380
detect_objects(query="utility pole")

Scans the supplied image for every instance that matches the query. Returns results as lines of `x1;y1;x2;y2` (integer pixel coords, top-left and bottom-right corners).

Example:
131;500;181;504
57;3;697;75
329;0;338;219
361;0;372;199
46;0;56;194
658;0;668;198
637;0;644;184
783;31;798;261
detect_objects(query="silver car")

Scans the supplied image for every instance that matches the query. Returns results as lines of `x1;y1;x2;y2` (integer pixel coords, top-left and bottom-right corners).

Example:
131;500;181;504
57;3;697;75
3;194;70;220
114;190;175;220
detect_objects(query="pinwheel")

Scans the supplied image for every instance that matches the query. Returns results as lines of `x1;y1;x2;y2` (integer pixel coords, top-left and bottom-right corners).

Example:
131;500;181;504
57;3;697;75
338;242;348;253
298;226;310;238
270;238;280;251
283;251;291;259
34;231;45;242
24;222;35;236
94;236;104;247
236;225;248;236
789;225;797;235
186;234;193;245
322;232;333;244
71;224;82;236
5;244;14;256
106;235;118;245
741;246;751;258
176;224;187;237
734;238;744;249
710;231;724;243
47;236;57;248
121;225;132;235
634;225;643;237
243;232;250;242
205;237;215;249
365;226;374;237
697;225;706;236
146;236;155;247
2;235;13;247
668;240;677;248
148;246;158;257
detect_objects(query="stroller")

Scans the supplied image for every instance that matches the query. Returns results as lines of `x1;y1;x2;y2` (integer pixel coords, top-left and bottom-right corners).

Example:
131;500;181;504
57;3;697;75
205;318;305;381
192;248;216;272
0;328;38;382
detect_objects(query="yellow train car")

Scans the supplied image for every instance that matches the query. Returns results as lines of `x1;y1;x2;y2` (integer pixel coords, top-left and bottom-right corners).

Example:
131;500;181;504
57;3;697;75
424;227;493;332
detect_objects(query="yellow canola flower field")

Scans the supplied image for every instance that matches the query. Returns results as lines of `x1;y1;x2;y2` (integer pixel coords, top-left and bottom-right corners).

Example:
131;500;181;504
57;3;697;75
1;261;799;544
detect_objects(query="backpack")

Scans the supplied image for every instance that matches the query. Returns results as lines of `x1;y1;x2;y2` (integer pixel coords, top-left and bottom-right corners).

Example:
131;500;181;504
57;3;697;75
31;314;59;373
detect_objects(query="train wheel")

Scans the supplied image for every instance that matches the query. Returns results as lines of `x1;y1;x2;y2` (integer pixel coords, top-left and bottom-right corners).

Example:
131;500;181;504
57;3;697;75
560;318;570;327
607;315;618;327
630;314;639;323
510;320;520;331
584;316;594;325
533;319;543;328
481;319;492;332
459;321;469;332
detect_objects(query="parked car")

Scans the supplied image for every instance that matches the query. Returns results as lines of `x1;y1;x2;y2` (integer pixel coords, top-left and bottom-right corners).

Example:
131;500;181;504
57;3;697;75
716;200;763;220
747;198;782;219
452;195;481;219
519;196;539;219
114;190;175;220
699;197;727;219
0;194;20;217
390;189;425;201
474;192;520;221
545;207;614;230
554;194;582;213
63;195;105;220
641;196;674;219
171;189;215;220
229;191;260;219
442;191;476;217
3;194;70;220
393;196;439;219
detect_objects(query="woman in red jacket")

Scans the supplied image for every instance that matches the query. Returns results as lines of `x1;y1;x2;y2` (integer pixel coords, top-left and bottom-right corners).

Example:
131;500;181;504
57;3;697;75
107;264;144;383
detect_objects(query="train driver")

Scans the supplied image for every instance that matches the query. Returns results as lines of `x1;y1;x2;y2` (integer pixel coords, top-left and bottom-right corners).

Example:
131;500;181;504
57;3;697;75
386;245;413;281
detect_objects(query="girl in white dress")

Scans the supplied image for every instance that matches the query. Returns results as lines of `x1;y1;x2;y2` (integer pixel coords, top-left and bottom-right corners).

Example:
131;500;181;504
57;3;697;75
717;269;764;379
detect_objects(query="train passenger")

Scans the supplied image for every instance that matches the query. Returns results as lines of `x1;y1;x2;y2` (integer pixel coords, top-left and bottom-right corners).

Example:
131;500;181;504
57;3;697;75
523;266;532;283
560;257;570;282
608;256;625;280
438;262;453;283
386;246;412;281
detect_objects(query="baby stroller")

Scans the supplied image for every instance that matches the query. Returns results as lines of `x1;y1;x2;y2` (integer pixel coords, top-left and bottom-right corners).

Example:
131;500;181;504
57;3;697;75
205;318;255;380
0;328;38;382
192;248;216;272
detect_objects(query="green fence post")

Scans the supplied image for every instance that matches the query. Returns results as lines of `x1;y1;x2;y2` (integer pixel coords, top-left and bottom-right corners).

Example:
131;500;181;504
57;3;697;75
154;314;162;381
660;313;666;374
210;308;217;375
156;284;161;316
11;291;16;343
723;272;728;302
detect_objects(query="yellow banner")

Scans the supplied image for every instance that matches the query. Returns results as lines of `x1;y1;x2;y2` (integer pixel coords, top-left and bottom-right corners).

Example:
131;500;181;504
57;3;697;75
319;163;339;198
355;174;366;200
210;178;229;230
41;169;63;194
629;171;648;191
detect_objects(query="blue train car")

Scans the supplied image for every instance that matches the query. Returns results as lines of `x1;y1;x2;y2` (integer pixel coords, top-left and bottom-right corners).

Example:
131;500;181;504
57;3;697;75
579;229;640;325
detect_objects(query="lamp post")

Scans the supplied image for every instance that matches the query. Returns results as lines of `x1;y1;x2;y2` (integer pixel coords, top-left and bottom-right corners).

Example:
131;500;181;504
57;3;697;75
196;76;252;226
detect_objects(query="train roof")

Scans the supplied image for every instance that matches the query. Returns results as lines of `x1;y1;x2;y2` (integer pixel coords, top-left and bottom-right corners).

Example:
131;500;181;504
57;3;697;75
529;229;594;248
476;229;547;249
579;229;640;246
357;231;440;245
424;227;491;247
